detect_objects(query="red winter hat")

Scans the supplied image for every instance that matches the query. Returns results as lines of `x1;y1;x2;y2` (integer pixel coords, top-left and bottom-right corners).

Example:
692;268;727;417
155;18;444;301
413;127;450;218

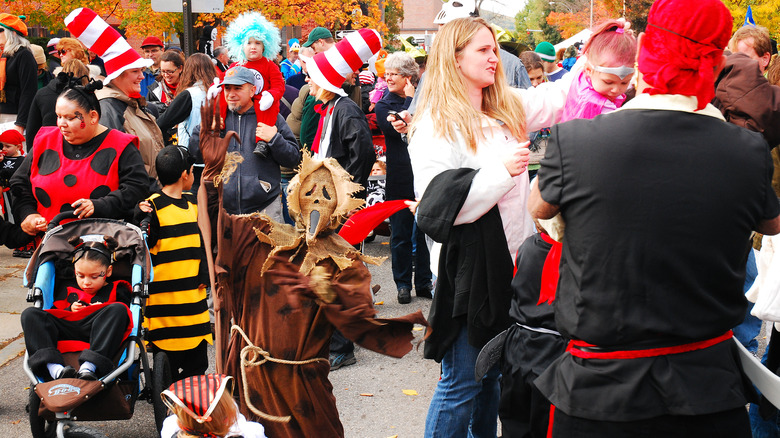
0;129;24;147
638;0;732;110
141;36;163;48
301;28;382;97
161;374;233;423
0;13;28;37
64;8;152;85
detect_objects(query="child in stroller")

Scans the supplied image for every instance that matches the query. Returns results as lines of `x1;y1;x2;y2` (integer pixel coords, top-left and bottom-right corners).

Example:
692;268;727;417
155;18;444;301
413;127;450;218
21;235;132;381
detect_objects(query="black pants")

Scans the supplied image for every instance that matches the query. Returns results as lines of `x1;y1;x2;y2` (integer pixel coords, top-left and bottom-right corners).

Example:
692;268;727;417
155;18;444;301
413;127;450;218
550;406;751;438
22;304;130;379
330;330;354;356
156;340;209;381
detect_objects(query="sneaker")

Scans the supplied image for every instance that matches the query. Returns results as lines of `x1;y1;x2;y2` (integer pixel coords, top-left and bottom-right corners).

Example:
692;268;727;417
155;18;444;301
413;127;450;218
329;352;356;370
397;288;412;304
77;369;98;381
55;366;77;380
12;249;21;257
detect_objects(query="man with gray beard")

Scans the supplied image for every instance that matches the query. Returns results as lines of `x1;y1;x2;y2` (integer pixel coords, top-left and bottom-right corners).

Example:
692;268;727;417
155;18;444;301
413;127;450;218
190;66;300;219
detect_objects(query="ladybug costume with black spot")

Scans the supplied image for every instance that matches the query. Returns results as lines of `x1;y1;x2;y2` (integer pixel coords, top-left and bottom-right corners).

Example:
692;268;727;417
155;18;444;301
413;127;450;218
30;127;138;220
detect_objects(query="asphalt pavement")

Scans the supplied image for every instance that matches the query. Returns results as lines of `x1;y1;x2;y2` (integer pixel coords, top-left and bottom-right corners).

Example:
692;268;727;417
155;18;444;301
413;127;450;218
0;236;440;437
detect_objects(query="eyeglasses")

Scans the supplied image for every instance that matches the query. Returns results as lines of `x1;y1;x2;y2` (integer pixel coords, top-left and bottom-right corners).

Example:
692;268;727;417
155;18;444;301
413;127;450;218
161;69;180;75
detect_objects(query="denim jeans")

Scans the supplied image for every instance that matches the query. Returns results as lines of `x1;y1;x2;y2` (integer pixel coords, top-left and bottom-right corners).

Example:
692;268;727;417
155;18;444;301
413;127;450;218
734;249;760;353
389;208;432;291
425;326;500;438
280;176;294;226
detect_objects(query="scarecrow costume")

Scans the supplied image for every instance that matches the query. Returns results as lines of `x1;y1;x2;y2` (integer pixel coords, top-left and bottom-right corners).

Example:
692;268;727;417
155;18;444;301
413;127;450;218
196;97;427;438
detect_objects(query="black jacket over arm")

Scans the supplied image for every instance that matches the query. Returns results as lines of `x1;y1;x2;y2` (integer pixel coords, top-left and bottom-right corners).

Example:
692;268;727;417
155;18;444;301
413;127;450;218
416;168;514;362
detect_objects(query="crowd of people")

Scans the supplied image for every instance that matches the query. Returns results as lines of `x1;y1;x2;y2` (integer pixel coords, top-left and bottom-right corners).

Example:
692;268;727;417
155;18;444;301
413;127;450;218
2;0;780;435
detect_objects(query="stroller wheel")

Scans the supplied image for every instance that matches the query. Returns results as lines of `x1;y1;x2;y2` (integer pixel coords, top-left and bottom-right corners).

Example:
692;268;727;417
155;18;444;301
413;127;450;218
28;388;55;438
60;424;107;437
152;351;173;432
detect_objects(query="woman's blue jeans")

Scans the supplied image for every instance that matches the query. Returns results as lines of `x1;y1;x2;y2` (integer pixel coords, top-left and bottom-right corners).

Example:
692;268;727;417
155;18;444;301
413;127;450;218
425;325;501;438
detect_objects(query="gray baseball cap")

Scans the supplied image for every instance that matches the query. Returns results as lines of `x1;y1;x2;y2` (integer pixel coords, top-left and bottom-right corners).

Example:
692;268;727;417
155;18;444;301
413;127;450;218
221;66;255;86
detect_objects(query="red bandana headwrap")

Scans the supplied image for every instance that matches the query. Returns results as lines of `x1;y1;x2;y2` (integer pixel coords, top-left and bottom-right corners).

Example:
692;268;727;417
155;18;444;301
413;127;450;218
638;0;733;110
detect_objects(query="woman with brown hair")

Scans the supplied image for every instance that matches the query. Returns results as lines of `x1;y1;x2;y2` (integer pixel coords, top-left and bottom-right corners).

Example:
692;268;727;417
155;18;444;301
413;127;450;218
147;50;185;115
157;53;217;192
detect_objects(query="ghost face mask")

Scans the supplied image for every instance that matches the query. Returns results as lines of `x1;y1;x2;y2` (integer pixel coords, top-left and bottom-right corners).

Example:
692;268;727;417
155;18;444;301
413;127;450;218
299;167;338;241
287;153;365;244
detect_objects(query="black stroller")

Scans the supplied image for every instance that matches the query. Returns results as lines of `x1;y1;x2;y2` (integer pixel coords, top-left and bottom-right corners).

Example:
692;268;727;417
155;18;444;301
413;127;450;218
22;213;172;437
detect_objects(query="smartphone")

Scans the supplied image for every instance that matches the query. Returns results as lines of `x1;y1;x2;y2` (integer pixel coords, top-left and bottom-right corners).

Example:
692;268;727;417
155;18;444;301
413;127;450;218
388;110;407;126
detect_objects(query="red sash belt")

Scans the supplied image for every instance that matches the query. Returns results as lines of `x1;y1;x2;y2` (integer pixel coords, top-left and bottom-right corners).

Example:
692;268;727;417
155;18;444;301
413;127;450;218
567;330;733;360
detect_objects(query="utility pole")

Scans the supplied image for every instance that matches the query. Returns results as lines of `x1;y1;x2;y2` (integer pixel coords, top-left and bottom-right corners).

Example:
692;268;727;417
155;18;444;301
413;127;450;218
182;0;194;56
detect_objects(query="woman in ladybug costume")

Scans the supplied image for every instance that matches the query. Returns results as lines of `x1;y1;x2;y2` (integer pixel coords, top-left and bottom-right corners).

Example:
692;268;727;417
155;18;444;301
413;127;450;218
10;79;151;234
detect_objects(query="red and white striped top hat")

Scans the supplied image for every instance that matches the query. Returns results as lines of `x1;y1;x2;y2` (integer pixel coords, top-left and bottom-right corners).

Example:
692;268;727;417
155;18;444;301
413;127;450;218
64;8;152;85
302;29;382;97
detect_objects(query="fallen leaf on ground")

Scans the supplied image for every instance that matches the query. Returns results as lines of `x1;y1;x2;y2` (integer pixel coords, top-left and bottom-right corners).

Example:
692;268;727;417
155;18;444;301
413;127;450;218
360;393;374;397
402;389;418;396
375;301;384;305
387;435;398;438
413;327;424;331
381;242;389;245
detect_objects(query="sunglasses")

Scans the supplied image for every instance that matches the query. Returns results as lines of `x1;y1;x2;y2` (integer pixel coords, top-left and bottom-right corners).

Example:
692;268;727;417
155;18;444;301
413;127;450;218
58;49;69;55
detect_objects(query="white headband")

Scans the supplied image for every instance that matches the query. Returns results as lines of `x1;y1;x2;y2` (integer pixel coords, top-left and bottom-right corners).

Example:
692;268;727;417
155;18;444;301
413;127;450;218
591;64;635;79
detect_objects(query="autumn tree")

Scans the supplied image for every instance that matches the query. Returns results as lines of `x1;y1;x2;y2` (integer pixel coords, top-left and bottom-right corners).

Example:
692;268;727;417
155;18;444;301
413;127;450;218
525;0;653;42
4;0;403;42
722;0;780;40
515;0;563;46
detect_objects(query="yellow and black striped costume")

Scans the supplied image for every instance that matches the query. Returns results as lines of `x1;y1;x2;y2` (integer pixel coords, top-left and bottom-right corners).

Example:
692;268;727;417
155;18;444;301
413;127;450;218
144;192;212;351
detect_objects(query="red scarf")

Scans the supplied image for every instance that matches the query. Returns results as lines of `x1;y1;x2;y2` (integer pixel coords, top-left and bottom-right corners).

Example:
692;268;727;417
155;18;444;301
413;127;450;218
310;102;333;153
161;80;177;104
538;232;562;305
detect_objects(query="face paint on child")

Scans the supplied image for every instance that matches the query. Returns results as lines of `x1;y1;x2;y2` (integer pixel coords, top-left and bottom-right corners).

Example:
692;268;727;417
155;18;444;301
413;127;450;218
74;257;112;295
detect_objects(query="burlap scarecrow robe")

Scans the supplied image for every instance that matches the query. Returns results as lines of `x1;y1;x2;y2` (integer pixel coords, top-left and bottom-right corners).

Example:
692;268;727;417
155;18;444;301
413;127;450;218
197;97;428;438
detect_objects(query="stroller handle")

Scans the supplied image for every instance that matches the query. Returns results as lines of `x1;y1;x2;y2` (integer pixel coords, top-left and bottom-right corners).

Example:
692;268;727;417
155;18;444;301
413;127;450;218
47;211;78;231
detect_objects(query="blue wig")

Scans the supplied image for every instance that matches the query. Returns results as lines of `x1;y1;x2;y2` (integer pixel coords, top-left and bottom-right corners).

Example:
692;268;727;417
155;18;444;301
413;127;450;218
225;11;281;63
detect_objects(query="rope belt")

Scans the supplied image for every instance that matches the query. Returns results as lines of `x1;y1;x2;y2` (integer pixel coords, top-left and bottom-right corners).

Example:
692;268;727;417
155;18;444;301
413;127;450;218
567;330;733;360
230;324;329;423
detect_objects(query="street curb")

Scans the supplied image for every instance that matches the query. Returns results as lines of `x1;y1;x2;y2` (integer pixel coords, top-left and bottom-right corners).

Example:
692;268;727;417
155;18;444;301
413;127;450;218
0;335;24;368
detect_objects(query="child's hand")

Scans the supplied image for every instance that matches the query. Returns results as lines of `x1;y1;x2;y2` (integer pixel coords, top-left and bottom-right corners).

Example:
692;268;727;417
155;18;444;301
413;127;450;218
206;78;222;100
138;200;152;213
256;122;278;142
259;91;274;111
71;301;86;312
